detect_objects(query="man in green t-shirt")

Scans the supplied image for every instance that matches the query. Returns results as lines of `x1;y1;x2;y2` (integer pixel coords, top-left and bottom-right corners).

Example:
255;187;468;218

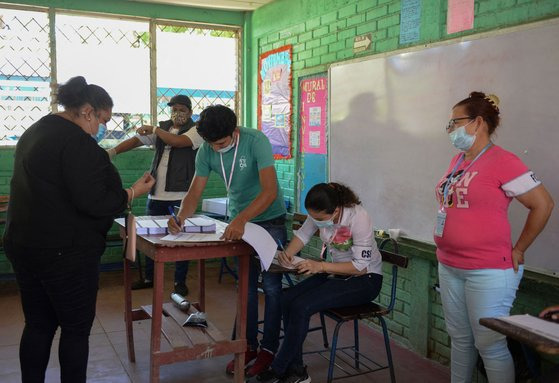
168;105;287;377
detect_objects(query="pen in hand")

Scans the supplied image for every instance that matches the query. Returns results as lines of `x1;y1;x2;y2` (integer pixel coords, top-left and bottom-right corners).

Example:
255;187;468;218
168;206;181;232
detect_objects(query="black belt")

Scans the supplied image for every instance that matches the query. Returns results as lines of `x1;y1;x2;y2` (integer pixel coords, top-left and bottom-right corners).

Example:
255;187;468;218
329;273;377;280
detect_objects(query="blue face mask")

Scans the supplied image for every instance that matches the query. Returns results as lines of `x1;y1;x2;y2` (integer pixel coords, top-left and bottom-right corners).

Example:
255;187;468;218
449;121;476;151
311;216;335;228
92;123;106;143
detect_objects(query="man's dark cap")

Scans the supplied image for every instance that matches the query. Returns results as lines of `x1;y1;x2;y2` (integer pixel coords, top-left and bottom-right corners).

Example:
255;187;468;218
167;95;192;109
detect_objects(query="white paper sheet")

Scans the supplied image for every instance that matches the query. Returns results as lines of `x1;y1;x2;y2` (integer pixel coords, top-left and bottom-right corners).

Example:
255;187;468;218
499;314;559;342
161;232;224;242
271;255;306;270
242;222;278;271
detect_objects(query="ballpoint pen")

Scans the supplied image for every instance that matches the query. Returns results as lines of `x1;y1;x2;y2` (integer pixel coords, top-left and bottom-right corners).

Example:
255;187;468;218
168;205;180;226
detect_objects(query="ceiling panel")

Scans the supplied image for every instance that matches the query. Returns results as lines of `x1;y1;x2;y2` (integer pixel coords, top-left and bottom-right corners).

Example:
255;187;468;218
131;0;274;11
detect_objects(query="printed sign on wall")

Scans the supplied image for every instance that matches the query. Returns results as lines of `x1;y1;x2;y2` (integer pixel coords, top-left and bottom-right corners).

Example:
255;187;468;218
258;45;292;159
300;75;327;154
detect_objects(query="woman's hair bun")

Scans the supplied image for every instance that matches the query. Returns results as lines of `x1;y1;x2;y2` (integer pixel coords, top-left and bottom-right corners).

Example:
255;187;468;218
56;76;88;109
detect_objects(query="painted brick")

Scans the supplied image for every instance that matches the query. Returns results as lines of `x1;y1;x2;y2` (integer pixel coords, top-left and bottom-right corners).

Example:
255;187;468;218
336;48;354;61
338;27;357;40
377;13;400;29
285;36;298;45
321;10;338;25
305;16;322;31
320;33;338;45
388;2;401;14
312;45;328;57
387;24;400;38
272;41;285;49
320;48;336;64
357;0;378;13
338;4;357;19
366;5;388;21
375;36;398;52
356;20;377;35
292;42;306;53
267;32;280;44
328;40;345;53
305;56;321;68
347;13;366;27
329;19;348;32
312;26;329;38
298;30;313;42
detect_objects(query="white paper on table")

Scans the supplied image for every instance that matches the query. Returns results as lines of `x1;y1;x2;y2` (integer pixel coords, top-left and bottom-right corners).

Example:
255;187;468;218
161;232;224;242
271;255;306;269
242;222;278;271
499;314;559;342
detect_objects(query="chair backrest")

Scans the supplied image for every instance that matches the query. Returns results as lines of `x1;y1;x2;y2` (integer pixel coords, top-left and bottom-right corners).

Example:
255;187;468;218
378;238;408;312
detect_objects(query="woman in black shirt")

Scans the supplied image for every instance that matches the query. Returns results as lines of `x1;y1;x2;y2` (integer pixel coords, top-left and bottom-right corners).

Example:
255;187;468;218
3;76;154;383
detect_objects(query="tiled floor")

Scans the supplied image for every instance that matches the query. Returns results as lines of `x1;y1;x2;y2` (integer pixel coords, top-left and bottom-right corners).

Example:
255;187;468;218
0;264;450;382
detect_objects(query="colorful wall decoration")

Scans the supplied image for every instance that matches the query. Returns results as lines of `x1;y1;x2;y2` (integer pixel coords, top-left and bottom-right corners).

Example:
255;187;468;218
300;75;327;154
258;45;292;159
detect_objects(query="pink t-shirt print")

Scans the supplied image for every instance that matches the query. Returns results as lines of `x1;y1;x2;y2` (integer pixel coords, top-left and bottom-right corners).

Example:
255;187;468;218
434;145;541;270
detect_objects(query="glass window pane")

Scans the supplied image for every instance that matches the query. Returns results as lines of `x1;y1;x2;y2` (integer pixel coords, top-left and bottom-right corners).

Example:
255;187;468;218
156;25;238;122
56;14;150;146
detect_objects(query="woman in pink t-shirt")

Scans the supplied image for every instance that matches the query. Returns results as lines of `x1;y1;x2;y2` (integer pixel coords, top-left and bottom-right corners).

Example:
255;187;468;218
434;92;554;383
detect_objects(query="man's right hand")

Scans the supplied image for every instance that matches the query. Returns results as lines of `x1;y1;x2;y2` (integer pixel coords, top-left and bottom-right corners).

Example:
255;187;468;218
168;216;184;234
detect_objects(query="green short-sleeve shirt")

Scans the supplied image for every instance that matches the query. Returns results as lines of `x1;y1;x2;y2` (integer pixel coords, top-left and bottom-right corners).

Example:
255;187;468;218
195;127;286;222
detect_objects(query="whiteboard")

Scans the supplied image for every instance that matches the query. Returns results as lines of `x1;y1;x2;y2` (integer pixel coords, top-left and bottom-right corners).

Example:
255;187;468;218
329;19;559;276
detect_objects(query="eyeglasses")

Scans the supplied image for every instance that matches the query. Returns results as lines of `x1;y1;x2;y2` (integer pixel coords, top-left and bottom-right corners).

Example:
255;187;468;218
446;116;473;132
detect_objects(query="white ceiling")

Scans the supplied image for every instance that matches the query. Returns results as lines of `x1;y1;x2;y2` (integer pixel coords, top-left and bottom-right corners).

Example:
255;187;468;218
131;0;275;11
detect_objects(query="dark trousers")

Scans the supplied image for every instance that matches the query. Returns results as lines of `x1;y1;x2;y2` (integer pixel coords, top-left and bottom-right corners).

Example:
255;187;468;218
5;242;103;383
271;272;383;374
143;198;189;283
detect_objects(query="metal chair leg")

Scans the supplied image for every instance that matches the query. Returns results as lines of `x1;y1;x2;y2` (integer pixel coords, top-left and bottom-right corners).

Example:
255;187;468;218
353;319;360;369
327;320;345;383
320;312;329;348
380;317;396;383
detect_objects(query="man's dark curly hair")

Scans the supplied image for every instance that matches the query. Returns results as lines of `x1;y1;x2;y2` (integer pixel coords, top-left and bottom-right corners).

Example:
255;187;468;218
196;105;237;142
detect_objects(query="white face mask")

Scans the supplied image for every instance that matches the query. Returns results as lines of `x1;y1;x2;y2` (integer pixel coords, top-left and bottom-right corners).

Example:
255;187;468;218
217;134;236;153
449;120;476;151
311;216;335;228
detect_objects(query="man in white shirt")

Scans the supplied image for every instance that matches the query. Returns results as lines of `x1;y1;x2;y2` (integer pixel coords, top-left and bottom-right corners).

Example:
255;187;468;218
106;95;203;296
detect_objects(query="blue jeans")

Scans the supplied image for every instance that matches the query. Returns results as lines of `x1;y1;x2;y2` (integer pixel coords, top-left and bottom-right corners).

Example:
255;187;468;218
143;199;189;284
271;272;383;374
438;263;523;383
246;215;287;353
6;241;103;383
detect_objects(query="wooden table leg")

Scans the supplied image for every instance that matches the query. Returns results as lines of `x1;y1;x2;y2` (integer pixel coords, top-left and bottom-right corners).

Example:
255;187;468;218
150;258;164;383
198;259;206;312
124;258;136;362
233;254;249;383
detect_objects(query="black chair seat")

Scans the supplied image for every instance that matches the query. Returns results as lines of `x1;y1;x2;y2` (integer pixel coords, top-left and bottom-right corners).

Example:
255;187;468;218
326;302;389;321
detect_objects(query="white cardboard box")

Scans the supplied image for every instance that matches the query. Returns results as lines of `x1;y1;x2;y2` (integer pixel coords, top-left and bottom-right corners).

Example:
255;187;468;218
201;197;229;217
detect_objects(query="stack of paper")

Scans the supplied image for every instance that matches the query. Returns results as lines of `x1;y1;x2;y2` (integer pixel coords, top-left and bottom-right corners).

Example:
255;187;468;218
115;215;218;235
183;217;216;233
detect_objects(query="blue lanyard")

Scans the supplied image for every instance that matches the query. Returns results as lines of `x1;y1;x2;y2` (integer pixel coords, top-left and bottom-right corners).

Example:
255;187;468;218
442;142;493;208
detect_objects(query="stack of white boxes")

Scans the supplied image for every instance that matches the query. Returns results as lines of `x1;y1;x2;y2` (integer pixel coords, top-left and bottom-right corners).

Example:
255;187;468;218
201;197;229;218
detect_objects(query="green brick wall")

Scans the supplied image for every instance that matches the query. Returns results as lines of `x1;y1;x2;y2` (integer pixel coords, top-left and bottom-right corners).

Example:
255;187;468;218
251;0;559;371
0;147;226;272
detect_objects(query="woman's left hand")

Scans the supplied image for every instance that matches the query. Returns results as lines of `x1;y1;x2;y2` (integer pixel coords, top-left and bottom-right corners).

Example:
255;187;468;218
512;247;524;273
296;259;323;275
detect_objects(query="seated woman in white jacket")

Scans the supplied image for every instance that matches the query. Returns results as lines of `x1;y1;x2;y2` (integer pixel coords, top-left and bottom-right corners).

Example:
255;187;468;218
254;182;383;383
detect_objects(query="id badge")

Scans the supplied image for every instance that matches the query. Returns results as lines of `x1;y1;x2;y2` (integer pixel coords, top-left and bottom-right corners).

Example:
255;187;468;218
434;210;447;237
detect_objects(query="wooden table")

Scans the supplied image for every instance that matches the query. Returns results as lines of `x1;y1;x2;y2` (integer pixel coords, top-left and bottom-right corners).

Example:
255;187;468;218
118;226;253;382
480;317;559;354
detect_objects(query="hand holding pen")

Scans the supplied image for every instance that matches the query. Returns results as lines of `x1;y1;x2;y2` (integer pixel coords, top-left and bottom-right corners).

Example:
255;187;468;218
276;240;293;267
167;206;183;234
